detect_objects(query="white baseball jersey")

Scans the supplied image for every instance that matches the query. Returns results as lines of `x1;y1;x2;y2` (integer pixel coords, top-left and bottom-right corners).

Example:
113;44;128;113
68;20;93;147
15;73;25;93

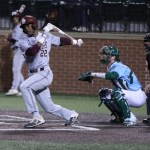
11;23;24;50
19;32;60;70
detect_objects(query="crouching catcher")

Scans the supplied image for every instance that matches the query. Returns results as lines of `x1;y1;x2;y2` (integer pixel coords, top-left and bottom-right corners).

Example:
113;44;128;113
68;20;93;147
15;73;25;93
79;45;147;126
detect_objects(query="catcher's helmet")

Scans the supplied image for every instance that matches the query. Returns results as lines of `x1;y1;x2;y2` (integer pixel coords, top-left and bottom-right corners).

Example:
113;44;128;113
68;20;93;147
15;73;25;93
99;46;120;64
20;15;38;29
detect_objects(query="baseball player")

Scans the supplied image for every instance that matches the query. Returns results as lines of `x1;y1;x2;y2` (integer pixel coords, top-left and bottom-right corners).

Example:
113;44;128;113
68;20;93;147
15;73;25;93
18;15;83;128
143;33;150;125
5;8;25;96
90;46;147;126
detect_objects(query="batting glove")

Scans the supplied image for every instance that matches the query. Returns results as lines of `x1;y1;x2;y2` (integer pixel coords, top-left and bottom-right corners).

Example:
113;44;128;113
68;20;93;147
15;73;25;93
38;33;47;44
72;39;77;45
77;39;83;47
43;23;54;33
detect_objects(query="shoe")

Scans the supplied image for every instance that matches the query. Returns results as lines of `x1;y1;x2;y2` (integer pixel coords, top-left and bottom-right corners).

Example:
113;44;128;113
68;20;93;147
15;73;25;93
65;111;79;126
6;89;19;96
24;115;45;128
16;92;22;96
143;118;150;125
123;112;137;126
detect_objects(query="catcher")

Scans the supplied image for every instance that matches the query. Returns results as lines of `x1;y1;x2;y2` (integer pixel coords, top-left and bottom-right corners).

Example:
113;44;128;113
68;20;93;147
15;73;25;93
79;45;147;126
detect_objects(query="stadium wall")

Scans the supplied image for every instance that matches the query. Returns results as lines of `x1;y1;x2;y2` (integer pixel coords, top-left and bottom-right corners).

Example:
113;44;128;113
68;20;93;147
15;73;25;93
0;30;148;95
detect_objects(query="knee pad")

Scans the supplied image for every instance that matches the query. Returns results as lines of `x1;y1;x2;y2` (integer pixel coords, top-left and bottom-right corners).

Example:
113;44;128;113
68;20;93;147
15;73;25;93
99;88;112;102
111;88;125;102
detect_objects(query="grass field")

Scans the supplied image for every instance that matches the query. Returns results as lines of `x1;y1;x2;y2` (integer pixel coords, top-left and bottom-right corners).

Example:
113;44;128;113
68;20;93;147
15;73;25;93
0;92;149;150
0;92;147;115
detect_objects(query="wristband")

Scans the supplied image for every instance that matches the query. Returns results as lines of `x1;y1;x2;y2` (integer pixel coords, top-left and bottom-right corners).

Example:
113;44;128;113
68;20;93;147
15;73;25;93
91;73;106;78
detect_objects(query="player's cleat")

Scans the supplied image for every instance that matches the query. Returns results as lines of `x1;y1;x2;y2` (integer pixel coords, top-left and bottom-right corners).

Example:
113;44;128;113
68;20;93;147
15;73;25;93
65;111;79;126
24;115;45;128
123;112;137;126
6;89;19;96
16;92;22;96
142;118;150;125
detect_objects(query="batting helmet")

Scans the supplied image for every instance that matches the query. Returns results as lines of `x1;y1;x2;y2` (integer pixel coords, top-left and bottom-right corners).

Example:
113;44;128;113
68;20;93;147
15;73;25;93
99;46;120;64
20;15;38;29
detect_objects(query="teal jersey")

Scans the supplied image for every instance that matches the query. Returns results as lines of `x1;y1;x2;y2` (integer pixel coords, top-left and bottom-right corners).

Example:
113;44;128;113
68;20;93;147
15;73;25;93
108;62;142;91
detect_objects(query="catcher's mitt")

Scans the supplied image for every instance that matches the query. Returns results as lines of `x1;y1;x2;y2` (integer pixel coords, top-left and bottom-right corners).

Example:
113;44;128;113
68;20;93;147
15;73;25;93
78;71;94;83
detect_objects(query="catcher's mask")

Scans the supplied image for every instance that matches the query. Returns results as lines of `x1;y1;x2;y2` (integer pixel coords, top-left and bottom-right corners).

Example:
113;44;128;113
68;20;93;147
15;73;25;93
99;46;120;65
20;15;38;32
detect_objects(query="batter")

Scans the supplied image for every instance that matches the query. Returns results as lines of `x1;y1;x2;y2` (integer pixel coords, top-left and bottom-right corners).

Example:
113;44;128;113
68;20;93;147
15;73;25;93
18;15;83;128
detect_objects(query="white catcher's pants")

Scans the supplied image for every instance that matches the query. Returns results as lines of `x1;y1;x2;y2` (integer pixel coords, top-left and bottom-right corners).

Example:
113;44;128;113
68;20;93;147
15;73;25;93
122;88;147;108
11;49;25;90
19;66;75;120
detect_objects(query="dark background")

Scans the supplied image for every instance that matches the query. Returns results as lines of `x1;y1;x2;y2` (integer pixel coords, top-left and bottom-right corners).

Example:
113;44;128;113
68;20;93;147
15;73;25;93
0;0;150;33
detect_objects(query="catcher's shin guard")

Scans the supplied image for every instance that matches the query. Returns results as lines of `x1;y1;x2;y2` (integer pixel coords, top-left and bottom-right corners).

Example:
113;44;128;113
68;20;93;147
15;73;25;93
99;88;123;123
111;88;131;119
104;101;124;123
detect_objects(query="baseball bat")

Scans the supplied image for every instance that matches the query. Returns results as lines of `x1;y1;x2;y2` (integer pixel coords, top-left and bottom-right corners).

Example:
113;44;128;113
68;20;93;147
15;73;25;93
18;4;26;13
48;23;75;40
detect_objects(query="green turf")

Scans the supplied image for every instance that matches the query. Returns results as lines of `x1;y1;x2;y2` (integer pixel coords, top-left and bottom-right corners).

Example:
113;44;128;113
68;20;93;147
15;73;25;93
0;92;147;115
0;141;150;150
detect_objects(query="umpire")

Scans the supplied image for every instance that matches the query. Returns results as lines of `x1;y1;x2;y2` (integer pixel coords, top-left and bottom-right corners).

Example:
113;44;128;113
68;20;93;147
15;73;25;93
143;33;150;125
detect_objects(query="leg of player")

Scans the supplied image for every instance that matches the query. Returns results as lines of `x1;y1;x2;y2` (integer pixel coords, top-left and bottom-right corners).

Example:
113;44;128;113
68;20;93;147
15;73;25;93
20;68;78;128
143;93;150;125
111;88;137;126
99;88;124;123
6;50;25;96
20;75;46;128
35;89;78;126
